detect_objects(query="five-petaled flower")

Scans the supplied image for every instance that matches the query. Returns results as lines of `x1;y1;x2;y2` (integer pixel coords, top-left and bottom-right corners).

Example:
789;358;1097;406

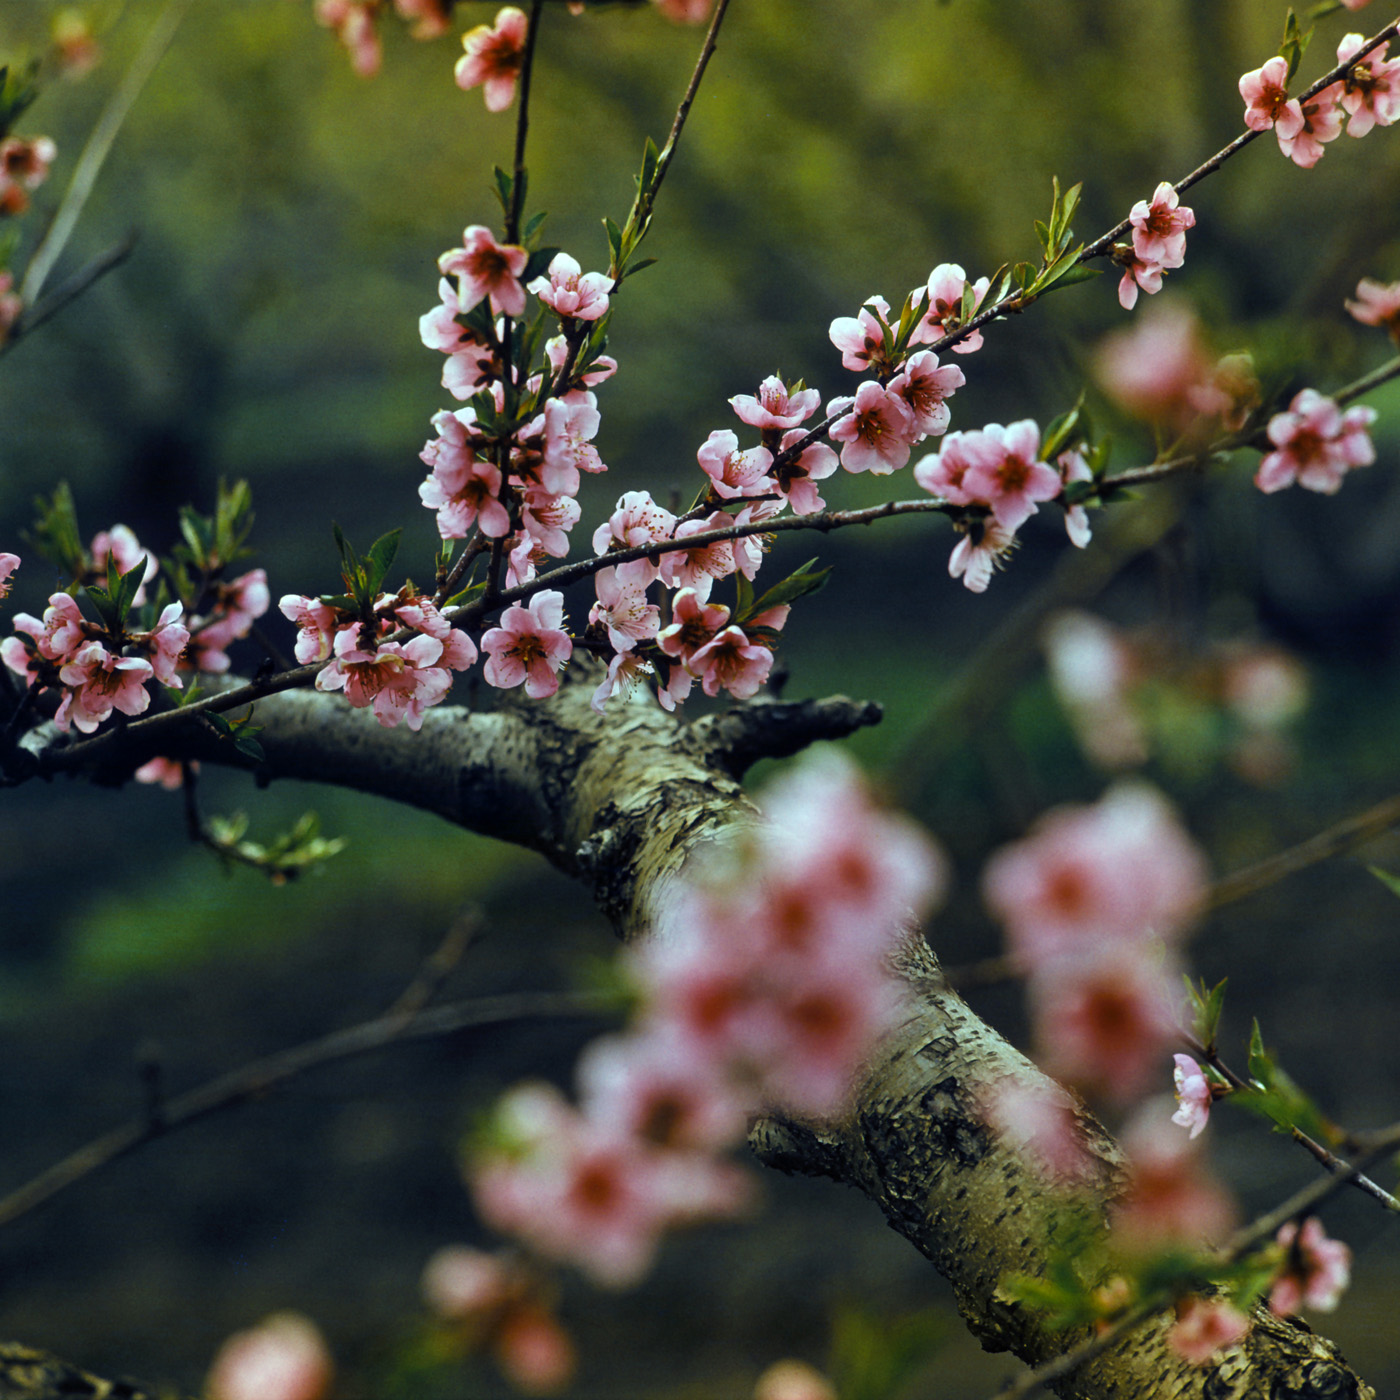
455;7;529;112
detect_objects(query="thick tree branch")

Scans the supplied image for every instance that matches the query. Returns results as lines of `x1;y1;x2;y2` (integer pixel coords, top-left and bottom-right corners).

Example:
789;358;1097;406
12;662;1374;1397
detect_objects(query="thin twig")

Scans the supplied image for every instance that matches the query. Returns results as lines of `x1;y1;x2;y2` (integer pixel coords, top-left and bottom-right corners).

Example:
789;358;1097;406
1;236;136;353
20;0;191;306
385;906;483;1024
1208;789;1400;910
507;0;546;245
0;988;615;1230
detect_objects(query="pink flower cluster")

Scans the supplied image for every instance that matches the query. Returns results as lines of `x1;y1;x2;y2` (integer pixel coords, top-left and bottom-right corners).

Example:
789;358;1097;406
206;1313;333;1400
1115;183;1196;311
982;782;1209;1102
1240;33;1400;170
287;588;479;728
472;756;946;1286
1;537;185;735
1254;387;1376;495
1270;1217;1351;1315
913;420;1086;592
315;0;452;77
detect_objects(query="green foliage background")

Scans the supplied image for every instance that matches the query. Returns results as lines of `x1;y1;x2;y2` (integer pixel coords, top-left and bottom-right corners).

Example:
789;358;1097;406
3;1;1400;1395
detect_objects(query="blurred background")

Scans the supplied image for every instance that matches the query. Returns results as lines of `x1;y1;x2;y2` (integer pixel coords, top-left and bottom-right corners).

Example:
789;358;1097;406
3;0;1400;1394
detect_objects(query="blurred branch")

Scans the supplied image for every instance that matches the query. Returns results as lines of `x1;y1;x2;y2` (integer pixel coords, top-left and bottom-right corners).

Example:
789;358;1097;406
0;985;615;1230
1207;789;1400;910
19;0;191;306
0;235;136;354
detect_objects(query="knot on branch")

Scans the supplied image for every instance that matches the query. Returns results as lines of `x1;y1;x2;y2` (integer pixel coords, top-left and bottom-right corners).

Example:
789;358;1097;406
686;694;883;778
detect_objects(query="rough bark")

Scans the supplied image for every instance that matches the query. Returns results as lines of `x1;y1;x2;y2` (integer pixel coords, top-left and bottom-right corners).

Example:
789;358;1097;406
7;665;1375;1400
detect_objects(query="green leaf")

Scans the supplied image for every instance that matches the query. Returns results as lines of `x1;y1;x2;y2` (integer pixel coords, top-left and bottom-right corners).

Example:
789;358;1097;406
363;528;402;596
828;1304;950;1400
619;256;657;282
735;569;754;621
25;482;87;579
1280;9;1313;86
742;559;831;622
603;215;623;270
1034;218;1053;261
522;246;562;286
522;209;549;246
1182;975;1228;1051
1041;399;1084;461
493;165;513;217
638;135;660;196
1369;865;1400;899
1238;1018;1338;1144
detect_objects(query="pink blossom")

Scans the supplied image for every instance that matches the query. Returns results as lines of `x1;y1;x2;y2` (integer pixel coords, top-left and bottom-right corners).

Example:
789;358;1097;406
419;411;510;538
495;1307;578;1394
754;750;946;957
392;596;478;671
537;391;605;493
455;7;528;112
657;514;736;599
1171;1055;1212;1139
1094;301;1227;427
1254;388;1376;495
1030;949;1182;1103
773;431;838;515
982;782;1208;970
687;624;773;699
979;1078;1095;1181
481;590;572;698
141;602;189;686
729;376;822;432
505;532;542;588
913;429;1000;507
1336;34;1400;137
1271;1218;1352;1314
394;0;452;41
1111;1105;1237;1253
911;263;991;353
1169;1296;1250;1365
828;380;916;474
1277;84;1345;167
1129;183;1195;268
422;1245;517;1319
316;630;454;729
56;641;154;733
314;0;380;77
90;524;156;605
577;1030;749;1152
696;429;775;499
28;592;88;662
730;499;782;582
1346;276;1400;336
1058;450;1094;548
652;0;714;20
961;420;1061;532
1240;56;1306;137
657;588;730;668
473;1083;745;1289
1115;247;1166;311
0;135;56;214
589;566;659;653
439;225;529;318
521;485;581;557
0;552;17;599
1042;611;1146;768
948;518;1017;594
828;295;896;374
279;595;341;664
529;251;610;320
206;1313;332;1400
590;650;655;714
592;491;677;588
889;349;965;438
134;756;190;790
